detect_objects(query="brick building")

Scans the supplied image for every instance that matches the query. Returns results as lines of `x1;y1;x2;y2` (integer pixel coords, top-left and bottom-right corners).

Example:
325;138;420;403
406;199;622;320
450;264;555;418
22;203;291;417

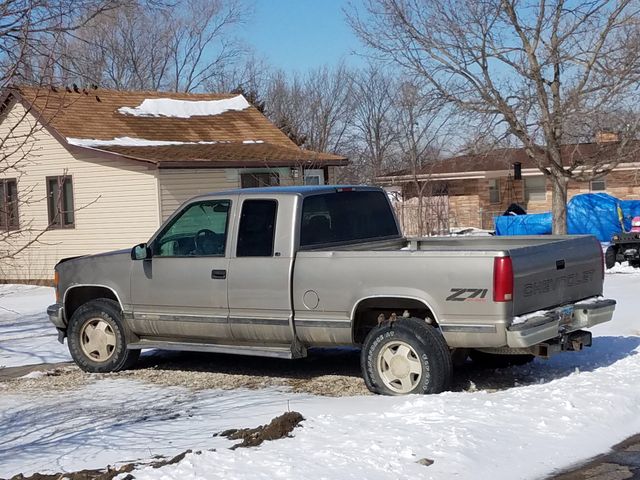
377;141;640;233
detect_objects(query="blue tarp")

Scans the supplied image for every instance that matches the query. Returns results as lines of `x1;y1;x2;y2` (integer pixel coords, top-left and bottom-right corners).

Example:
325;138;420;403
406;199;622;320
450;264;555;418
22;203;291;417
494;193;640;242
495;212;552;236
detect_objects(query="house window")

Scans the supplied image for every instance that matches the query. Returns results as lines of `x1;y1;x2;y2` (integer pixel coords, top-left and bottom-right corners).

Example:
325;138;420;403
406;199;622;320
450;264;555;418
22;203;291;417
488;179;500;203
524;176;547;202
590;179;606;191
240;172;280;188
47;175;75;228
0;178;19;230
304;169;325;185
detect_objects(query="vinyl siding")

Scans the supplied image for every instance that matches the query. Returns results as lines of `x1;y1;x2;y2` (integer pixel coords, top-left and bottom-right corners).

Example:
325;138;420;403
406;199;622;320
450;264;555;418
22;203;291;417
0;102;160;282
157;167;299;220
158;169;240;220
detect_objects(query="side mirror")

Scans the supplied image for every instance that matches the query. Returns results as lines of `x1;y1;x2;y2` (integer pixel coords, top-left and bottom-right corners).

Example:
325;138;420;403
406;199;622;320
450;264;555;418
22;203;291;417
131;243;151;260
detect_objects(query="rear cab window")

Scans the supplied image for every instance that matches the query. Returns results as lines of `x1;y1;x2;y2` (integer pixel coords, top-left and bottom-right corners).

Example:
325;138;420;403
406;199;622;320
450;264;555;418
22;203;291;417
300;190;400;248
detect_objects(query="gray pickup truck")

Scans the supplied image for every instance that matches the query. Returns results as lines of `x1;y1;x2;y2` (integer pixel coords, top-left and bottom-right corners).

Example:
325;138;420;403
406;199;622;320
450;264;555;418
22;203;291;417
48;185;615;395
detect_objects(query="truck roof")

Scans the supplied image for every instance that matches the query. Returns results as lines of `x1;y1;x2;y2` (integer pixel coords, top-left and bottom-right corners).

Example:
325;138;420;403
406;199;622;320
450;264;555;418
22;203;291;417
193;185;383;200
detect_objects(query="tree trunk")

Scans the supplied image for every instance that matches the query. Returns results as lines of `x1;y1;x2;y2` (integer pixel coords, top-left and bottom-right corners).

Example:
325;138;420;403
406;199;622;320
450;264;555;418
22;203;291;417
550;173;568;234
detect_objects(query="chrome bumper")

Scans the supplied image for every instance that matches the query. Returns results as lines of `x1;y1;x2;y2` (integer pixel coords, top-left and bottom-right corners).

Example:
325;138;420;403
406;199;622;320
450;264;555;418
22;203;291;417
47;303;66;329
506;298;616;349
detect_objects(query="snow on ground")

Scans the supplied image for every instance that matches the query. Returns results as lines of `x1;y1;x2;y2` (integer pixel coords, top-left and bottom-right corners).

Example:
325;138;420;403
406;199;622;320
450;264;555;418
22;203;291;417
0;284;70;368
117;95;250;118
1;269;640;479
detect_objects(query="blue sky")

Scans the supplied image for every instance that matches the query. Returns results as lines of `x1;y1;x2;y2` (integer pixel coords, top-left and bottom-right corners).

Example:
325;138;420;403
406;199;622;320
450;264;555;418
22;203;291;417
241;0;366;73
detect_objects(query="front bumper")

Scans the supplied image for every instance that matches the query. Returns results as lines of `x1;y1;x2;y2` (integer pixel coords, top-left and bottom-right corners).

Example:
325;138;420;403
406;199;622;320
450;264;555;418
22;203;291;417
506;298;616;349
47;303;66;329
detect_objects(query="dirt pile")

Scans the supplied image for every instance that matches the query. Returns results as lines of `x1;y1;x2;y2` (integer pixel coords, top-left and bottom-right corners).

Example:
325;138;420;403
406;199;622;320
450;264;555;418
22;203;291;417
8;463;135;480
216;411;305;449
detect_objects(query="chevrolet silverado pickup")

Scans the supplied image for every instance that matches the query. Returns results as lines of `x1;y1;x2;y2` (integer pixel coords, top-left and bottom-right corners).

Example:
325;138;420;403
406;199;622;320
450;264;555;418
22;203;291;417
47;186;615;395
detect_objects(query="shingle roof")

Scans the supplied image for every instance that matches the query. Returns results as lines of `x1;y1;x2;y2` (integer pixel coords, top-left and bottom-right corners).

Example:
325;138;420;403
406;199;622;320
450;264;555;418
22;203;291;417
9;86;347;167
380;142;633;180
98;142;346;167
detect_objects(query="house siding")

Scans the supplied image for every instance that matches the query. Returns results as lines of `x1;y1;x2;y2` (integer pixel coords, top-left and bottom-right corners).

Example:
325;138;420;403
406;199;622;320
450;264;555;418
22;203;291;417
157;167;303;221
392;170;640;232
158;169;239;220
0;102;160;282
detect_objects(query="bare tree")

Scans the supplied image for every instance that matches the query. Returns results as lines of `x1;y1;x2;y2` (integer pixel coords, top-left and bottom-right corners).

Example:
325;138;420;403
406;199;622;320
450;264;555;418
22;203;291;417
349;64;398;181
264;64;355;154
303;63;354;153
59;0;248;92
394;81;450;235
265;70;309;146
349;0;640;233
0;1;122;267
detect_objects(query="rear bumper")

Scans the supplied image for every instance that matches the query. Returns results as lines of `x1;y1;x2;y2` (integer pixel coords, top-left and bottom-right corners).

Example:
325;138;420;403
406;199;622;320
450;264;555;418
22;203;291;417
506;298;616;348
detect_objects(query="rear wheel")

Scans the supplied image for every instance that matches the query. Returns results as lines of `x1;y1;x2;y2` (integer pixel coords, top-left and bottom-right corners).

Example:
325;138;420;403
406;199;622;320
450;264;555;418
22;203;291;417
361;317;452;395
605;246;617;269
67;298;139;373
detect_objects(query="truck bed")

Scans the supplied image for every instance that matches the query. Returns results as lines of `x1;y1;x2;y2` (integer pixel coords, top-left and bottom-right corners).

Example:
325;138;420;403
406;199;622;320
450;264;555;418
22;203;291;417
294;235;603;347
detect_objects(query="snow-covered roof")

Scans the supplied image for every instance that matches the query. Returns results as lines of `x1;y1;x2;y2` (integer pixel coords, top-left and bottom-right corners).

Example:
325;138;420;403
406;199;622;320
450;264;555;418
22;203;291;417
11;86;348;168
117;95;251;118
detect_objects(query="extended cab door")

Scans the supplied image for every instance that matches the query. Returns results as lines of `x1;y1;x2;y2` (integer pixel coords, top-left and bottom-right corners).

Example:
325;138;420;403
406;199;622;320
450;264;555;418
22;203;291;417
129;197;235;341
227;197;294;343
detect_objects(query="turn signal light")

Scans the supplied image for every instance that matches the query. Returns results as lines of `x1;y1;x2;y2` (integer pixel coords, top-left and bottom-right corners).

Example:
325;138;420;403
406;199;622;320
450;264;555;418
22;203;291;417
54;270;60;303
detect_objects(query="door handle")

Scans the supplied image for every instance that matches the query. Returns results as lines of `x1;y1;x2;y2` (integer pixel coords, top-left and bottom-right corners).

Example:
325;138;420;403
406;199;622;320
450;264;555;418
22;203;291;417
211;269;227;279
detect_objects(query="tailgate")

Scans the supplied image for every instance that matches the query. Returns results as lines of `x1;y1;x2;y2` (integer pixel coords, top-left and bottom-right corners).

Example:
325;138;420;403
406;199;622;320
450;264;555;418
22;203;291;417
509;236;603;316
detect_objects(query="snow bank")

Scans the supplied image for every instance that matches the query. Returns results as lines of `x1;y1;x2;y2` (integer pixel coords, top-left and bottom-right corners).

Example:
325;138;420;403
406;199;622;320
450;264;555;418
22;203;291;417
0;285;70;368
117;95;250;118
1;271;640;479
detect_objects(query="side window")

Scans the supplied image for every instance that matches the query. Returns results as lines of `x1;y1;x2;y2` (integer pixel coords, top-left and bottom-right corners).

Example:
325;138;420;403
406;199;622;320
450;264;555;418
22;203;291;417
153;200;230;257
237;200;277;257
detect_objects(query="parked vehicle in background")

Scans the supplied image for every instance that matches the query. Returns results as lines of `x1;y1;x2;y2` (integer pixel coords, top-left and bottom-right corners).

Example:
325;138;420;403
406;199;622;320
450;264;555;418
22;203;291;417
48;186;615;395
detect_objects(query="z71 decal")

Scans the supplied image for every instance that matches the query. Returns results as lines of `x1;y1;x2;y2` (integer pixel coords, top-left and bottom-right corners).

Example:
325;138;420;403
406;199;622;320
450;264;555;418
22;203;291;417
446;288;488;302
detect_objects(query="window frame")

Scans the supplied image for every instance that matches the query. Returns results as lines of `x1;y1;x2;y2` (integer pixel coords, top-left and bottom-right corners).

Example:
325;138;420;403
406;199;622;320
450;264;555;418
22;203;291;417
0;178;19;231
236;199;279;257
151;199;232;258
46;175;75;229
590;179;606;192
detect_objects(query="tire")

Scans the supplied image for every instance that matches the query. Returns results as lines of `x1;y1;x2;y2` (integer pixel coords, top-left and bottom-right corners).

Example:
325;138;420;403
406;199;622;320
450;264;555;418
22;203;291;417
360;318;452;395
469;349;534;369
67;298;140;373
605;246;617;269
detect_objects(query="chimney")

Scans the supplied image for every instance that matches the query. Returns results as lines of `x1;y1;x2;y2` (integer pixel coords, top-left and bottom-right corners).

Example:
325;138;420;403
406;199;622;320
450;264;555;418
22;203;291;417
595;130;620;143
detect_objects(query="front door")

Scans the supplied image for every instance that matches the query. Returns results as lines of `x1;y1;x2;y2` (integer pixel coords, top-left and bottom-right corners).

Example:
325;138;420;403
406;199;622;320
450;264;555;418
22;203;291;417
130;198;233;341
227;198;293;343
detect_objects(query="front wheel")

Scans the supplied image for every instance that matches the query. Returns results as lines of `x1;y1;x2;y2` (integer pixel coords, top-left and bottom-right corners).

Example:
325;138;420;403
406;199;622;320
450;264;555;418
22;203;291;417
361;318;452;395
67;298;139;373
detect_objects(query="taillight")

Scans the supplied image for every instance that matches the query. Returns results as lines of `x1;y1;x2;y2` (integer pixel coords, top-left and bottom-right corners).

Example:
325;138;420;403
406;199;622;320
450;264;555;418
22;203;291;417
493;256;513;302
